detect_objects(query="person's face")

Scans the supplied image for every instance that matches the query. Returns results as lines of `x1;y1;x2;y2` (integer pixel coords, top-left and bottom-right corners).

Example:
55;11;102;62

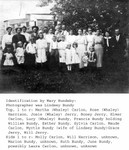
88;29;92;34
7;28;12;34
44;28;47;33
96;30;100;35
69;30;73;35
17;28;21;34
33;28;37;33
105;32;109;37
30;36;34;43
83;29;86;34
61;37;65;41
52;36;56;41
115;29;120;36
78;29;82;35
7;47;11;53
67;44;71;49
22;28;26;33
39;33;43;39
19;43;22;47
62;25;65;30
89;47;94;52
49;29;53;34
73;44;77;48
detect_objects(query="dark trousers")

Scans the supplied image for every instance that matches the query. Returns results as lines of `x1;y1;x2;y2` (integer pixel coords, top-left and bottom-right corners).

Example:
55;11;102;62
49;49;59;71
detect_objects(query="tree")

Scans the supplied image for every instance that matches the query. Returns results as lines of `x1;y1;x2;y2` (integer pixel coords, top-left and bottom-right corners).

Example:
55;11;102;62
39;0;128;34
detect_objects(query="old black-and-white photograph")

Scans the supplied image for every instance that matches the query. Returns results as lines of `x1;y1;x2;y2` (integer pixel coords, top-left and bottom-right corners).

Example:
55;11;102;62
0;0;128;93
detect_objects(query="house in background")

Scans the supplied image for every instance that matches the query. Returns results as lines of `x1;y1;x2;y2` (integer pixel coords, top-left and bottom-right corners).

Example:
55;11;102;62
3;4;56;32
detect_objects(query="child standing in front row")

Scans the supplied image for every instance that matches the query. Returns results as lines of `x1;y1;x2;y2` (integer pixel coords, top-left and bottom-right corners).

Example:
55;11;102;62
3;45;15;67
88;46;96;63
25;35;37;69
71;42;80;71
65;44;72;71
49;35;59;71
36;31;48;69
15;41;25;66
58;36;67;72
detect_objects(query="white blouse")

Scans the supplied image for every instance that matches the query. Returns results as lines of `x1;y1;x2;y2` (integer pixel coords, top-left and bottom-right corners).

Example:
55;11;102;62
21;32;31;42
2;34;13;49
26;43;37;54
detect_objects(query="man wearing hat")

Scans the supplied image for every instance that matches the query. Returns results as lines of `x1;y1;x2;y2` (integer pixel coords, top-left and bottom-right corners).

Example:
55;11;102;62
2;27;13;50
111;28;126;68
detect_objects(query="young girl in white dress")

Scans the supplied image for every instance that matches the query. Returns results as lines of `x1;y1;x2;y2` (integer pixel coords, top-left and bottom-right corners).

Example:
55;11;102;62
71;42;80;70
36;31;48;68
65;44;72;71
3;46;14;67
58;35;67;60
58;36;68;72
15;41;25;65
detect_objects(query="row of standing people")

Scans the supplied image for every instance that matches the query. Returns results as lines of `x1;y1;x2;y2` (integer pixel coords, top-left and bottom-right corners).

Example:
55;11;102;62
1;25;127;72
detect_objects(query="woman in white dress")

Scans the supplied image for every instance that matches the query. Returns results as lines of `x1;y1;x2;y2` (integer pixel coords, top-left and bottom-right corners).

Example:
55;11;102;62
86;28;95;52
75;29;87;69
2;27;13;50
66;30;76;45
1;27;14;66
93;29;104;68
45;28;54;44
65;44;72;71
36;31;48;68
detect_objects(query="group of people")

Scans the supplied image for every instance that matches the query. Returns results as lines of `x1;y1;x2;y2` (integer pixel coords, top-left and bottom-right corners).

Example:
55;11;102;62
1;23;127;73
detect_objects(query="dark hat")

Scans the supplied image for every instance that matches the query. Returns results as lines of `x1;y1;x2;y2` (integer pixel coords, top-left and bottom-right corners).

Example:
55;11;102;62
22;26;27;30
15;27;22;32
6;26;12;31
32;26;39;31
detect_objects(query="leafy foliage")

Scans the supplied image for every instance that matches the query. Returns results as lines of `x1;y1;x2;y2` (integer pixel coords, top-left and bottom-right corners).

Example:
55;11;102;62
39;0;128;34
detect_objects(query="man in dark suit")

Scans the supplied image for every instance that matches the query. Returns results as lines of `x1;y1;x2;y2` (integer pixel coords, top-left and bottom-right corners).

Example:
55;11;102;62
111;28;126;68
103;31;112;67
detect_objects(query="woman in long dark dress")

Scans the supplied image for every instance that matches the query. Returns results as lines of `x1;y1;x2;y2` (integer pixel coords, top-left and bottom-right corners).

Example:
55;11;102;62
31;26;39;43
12;27;26;51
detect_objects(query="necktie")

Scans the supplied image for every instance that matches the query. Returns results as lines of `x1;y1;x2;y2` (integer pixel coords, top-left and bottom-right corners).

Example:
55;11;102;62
116;36;119;42
106;38;109;47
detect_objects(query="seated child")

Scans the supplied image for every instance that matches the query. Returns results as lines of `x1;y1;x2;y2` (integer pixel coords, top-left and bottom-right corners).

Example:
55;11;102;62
15;41;25;65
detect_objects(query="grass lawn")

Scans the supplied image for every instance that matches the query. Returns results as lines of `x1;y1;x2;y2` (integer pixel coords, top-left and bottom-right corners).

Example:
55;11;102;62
0;60;128;93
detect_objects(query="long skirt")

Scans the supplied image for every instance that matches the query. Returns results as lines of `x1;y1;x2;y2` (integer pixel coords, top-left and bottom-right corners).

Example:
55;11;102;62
94;44;103;68
77;44;85;68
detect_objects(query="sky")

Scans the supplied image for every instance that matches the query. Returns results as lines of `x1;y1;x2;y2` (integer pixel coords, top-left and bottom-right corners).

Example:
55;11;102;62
0;0;53;21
